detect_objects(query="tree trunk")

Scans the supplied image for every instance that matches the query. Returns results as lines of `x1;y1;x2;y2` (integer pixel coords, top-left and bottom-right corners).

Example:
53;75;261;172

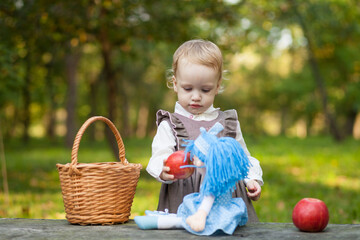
146;103;158;137
280;106;287;136
291;1;343;141
99;25;119;159
22;53;31;144
0;117;9;206
119;82;131;138
344;109;357;138
65;49;80;148
88;74;100;141
136;102;149;138
336;54;356;139
45;61;56;140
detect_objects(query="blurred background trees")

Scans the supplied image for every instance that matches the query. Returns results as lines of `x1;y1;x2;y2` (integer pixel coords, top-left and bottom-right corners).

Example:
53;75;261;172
1;0;359;148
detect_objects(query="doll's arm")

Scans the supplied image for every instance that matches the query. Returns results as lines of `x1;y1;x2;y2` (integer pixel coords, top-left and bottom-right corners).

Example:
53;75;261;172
186;195;215;232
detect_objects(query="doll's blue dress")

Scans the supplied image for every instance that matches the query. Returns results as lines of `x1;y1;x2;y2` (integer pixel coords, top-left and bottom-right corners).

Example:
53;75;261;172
178;122;251;235
177;191;248;235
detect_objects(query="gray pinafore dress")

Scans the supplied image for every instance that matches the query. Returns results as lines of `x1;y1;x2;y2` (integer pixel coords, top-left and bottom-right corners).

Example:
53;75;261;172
156;109;259;223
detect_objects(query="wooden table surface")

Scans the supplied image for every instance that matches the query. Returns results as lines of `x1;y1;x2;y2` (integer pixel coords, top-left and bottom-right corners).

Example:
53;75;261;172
1;218;359;239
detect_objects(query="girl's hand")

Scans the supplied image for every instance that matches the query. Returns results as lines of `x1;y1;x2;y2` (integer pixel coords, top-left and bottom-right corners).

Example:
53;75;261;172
160;159;175;181
246;180;261;201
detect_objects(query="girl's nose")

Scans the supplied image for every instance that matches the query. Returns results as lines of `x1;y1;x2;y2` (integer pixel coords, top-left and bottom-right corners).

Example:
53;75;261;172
192;90;201;101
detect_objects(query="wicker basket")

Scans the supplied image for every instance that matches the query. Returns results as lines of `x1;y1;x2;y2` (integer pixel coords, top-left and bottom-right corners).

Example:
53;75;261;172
56;116;142;225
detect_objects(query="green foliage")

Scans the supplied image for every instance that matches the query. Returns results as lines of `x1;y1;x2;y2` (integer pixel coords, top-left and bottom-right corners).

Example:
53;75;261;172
0;0;360;139
0;45;23;107
1;137;359;223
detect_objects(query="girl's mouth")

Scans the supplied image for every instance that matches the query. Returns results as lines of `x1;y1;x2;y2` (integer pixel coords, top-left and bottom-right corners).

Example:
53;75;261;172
190;104;202;109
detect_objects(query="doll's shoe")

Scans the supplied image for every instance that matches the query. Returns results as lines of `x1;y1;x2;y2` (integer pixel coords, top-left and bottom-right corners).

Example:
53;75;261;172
145;210;164;216
145;209;176;217
134;216;158;230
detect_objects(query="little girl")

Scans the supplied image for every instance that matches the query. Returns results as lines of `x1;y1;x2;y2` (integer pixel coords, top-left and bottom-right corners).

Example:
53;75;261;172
146;39;263;222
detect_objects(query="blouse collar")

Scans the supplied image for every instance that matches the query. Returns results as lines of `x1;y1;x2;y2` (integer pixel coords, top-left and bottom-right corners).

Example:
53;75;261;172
174;102;219;121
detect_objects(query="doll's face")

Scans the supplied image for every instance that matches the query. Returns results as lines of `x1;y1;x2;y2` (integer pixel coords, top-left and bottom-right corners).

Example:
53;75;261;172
193;156;204;167
173;58;220;115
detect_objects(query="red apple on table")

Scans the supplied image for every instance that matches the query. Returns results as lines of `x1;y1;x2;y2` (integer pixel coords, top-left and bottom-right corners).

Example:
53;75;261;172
292;198;329;232
165;151;194;179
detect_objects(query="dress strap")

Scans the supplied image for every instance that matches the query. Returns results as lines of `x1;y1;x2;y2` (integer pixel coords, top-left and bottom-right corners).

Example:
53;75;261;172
222;109;238;139
156;110;188;151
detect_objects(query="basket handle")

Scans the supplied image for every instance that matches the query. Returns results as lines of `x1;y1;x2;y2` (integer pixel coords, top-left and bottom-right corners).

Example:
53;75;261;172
70;116;127;166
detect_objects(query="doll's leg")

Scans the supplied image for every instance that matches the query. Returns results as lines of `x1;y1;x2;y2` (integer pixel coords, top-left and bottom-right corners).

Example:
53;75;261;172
158;215;183;229
134;215;183;230
186;194;214;232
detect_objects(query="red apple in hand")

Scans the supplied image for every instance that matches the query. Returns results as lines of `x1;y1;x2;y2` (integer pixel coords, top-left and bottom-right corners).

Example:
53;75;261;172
292;198;329;232
165;151;194;179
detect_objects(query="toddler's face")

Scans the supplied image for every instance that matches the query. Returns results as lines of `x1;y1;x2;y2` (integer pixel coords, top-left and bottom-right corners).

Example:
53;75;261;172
174;58;220;115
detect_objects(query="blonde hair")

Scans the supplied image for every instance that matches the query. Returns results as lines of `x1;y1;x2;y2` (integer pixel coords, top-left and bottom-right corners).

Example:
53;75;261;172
167;39;224;88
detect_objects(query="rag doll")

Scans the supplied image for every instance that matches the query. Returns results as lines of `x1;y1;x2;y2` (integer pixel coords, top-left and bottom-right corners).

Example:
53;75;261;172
135;122;251;235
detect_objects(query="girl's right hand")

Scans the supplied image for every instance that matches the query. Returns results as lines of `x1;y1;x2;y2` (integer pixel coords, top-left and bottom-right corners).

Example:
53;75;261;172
160;159;175;181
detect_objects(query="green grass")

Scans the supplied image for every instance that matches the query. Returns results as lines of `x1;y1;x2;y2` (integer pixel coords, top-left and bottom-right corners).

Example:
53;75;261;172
249;136;360;224
0;136;359;223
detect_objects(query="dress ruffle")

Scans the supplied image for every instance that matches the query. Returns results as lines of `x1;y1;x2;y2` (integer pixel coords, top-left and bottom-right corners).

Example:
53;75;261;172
156;110;187;151
177;192;248;235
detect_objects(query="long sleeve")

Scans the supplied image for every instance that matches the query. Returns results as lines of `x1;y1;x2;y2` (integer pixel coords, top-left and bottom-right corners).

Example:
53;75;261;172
235;121;264;186
146;121;176;183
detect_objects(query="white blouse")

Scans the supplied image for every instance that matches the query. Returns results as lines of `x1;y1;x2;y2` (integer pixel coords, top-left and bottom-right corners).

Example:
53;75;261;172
146;102;264;186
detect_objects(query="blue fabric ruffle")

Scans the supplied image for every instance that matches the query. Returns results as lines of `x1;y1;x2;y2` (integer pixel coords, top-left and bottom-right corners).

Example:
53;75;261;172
177;192;248;235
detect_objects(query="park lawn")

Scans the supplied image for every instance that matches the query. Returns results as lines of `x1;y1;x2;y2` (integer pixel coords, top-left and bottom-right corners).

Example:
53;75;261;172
0;136;359;224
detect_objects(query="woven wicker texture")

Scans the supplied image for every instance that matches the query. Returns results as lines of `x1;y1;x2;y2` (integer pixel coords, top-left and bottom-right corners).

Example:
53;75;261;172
56;116;142;225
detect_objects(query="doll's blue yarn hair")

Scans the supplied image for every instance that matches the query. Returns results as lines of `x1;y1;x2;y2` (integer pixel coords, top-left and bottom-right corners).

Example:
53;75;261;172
183;122;251;198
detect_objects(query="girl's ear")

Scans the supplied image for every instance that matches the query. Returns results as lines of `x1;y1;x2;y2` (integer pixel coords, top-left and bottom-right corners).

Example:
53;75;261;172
173;76;178;93
215;80;222;95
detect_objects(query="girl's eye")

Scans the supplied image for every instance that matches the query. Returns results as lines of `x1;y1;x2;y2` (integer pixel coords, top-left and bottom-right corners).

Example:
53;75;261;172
184;87;192;91
202;89;211;93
